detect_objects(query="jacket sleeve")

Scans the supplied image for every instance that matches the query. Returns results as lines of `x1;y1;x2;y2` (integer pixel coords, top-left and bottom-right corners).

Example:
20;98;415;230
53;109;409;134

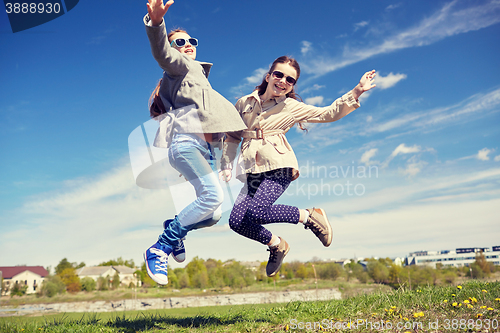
144;15;189;76
220;98;245;170
289;90;360;123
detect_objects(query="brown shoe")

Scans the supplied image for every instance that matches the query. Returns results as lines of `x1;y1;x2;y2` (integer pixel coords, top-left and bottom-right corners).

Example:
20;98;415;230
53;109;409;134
266;237;290;277
304;208;333;247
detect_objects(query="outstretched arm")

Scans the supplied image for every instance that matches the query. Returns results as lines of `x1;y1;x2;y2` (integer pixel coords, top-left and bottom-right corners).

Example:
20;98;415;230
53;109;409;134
147;0;174;26
352;70;376;100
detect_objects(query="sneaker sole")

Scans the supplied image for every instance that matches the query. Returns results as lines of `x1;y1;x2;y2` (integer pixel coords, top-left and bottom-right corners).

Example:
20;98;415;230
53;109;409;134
267;242;290;277
317;208;333;247
171;252;185;263
143;251;169;285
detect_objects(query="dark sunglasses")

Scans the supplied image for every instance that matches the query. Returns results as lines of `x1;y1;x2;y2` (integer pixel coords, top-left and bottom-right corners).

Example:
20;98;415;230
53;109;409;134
271;70;297;86
170;38;198;48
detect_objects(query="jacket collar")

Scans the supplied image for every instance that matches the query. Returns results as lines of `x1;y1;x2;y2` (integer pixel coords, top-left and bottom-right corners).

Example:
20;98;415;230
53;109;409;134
198;62;213;78
249;89;287;104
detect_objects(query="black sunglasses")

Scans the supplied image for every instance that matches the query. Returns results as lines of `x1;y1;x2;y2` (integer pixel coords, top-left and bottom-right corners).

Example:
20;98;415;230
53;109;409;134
271;70;297;86
170;38;198;48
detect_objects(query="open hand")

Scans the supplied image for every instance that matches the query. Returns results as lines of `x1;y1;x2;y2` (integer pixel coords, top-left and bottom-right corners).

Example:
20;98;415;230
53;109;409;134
147;0;174;26
353;70;376;100
219;169;232;182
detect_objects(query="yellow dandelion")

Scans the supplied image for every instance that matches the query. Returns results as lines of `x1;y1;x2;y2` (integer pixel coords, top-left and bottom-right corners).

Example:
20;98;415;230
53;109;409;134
285;324;289;331
482;289;487;293
470;297;478;303
413;311;424;318
487;307;494;311
452;293;456;297
495;298;500;301
480;305;487;309
457;285;462;290
444;299;448;303
477;313;483;318
384;308;388;312
403;317;409;321
467;304;473;309
464;300;470;304
452;302;458;306
391;306;397;309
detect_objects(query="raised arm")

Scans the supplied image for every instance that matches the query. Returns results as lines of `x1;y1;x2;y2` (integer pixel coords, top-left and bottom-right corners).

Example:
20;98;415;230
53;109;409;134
147;0;174;26
144;0;189;75
352;70;376;101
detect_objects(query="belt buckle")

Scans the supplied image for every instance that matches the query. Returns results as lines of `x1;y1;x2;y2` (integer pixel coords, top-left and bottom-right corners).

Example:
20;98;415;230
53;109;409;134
255;129;263;139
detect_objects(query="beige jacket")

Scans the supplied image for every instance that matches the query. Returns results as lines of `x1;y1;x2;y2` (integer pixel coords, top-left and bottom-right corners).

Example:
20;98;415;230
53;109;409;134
221;90;360;181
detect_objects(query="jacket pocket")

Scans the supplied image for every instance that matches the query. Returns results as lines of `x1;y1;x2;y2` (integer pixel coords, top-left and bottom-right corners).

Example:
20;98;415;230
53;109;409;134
265;135;291;154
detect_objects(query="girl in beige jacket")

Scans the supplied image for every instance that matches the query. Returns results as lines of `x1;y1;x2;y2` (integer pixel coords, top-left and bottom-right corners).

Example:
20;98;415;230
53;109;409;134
221;56;376;277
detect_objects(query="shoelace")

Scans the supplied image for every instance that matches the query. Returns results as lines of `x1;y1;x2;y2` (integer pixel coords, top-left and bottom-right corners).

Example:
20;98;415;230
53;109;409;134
267;247;279;263
174;241;184;251
304;220;322;236
150;247;169;273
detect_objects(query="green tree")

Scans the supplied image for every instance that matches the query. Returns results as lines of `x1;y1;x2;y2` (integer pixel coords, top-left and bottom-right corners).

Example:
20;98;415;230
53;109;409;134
140;263;156;287
367;259;389;283
186;257;209;289
55;258;85;275
39;275;66;297
97;276;109;291
474;252;491;276
58;267;81;293
111;271;120;289
80;277;96;292
10;282;28;297
99;257;135;269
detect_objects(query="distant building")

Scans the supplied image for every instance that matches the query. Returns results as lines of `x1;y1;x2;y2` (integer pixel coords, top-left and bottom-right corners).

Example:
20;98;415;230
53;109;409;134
405;246;500;268
76;266;138;287
0;266;49;296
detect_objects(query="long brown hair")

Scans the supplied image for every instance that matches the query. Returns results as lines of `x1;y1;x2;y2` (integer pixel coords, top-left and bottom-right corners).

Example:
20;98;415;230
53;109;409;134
255;56;302;101
149;79;165;118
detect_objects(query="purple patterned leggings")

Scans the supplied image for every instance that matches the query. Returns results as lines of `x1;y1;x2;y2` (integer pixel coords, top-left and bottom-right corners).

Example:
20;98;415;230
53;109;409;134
229;168;300;245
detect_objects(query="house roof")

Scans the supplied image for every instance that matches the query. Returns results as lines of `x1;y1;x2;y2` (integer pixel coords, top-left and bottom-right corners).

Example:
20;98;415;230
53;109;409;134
0;266;49;279
76;266;115;277
112;266;135;274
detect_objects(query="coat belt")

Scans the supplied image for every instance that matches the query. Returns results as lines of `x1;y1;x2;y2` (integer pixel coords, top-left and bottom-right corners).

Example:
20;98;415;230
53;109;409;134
242;129;284;139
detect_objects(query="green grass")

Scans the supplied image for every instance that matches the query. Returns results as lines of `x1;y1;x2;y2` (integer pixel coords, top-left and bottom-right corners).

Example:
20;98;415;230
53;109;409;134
0;279;390;307
1;280;499;332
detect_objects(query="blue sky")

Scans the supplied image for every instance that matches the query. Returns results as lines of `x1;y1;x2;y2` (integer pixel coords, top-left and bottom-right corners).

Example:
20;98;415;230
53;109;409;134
1;0;499;271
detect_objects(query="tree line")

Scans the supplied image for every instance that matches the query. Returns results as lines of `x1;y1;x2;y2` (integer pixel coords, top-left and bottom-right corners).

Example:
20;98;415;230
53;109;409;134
4;252;497;298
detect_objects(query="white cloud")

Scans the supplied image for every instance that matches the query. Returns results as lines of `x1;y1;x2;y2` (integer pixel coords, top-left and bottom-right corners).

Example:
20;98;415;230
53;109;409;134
391;143;421;157
245;68;268;85
354;21;369;32
369;88;500;134
386;3;402;11
301;41;312;55
360;148;378;165
375;72;407;90
477;148;492;161
300;0;500;76
382;143;422;168
304;96;324;106
300;84;325;95
495;155;500;162
230;67;268;97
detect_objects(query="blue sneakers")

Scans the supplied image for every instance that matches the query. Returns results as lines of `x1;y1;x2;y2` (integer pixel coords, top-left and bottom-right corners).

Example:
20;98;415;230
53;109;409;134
143;241;172;285
163;218;186;263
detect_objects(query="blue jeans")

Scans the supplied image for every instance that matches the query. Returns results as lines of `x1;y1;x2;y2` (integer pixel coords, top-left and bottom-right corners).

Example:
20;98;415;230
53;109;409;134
159;133;223;246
